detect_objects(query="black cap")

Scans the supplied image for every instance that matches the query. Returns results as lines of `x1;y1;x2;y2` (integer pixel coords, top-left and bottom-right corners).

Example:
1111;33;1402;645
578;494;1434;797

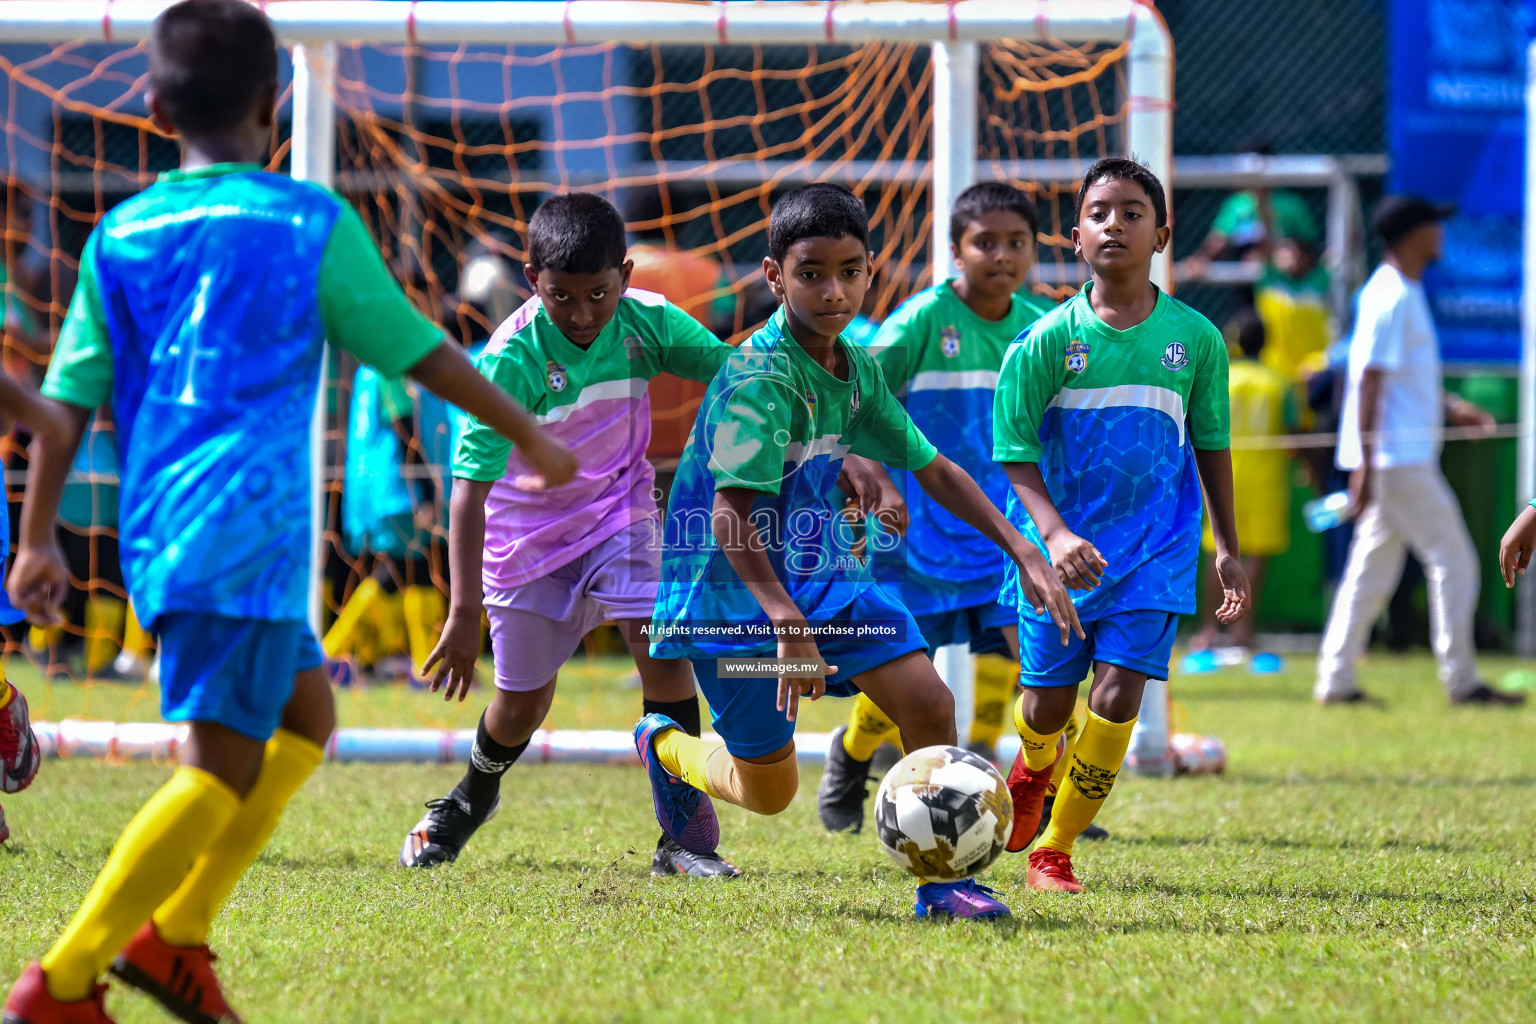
1371;195;1455;247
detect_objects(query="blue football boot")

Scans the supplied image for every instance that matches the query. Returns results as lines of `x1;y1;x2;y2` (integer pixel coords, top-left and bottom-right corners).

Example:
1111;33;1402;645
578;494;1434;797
634;713;720;856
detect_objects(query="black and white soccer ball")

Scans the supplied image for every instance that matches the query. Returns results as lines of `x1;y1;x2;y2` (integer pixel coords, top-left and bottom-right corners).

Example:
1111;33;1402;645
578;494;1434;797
873;744;1013;883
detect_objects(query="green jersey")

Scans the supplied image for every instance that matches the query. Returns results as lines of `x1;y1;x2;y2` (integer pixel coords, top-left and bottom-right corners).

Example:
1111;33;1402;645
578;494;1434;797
453;289;731;590
993;283;1230;620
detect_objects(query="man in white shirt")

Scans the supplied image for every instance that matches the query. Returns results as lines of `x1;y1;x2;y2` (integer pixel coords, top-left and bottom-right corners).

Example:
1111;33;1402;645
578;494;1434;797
1317;196;1523;706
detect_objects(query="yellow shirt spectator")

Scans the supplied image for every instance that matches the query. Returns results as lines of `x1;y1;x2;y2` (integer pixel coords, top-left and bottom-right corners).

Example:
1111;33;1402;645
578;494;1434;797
1205;356;1299;558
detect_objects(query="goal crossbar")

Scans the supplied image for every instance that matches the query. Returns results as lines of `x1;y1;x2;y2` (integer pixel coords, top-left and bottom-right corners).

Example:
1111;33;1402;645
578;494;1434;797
3;1;1154;46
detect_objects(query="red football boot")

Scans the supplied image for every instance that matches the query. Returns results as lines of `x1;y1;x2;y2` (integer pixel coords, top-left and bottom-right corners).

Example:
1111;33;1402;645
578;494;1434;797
1;684;41;795
2;963;115;1024
110;923;242;1024
1004;735;1064;853
1027;847;1084;892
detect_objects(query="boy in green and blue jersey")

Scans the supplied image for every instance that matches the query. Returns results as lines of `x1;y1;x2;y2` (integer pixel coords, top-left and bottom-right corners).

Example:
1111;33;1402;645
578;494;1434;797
817;182;1054;833
994;158;1249;893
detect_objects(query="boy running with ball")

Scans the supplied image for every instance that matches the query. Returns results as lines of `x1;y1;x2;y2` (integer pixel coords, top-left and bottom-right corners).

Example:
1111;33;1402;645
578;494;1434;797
995;158;1248;892
817;181;1053;833
2;3;573;1021
399;191;746;878
638;183;1080;919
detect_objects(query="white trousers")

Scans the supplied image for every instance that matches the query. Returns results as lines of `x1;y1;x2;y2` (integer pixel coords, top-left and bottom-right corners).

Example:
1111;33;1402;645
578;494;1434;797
1316;463;1480;700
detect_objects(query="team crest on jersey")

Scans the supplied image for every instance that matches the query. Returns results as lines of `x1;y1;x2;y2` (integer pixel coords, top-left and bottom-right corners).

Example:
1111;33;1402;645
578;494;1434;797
1161;341;1189;372
546;360;569;392
621;334;642;359
1064;339;1091;374
940;325;962;358
850;385;861;414
806;390;818;418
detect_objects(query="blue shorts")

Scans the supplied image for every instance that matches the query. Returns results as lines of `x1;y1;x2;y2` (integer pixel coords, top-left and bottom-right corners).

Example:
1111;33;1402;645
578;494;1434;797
915;602;1014;658
692;585;928;759
159;614;325;741
1017;609;1177;688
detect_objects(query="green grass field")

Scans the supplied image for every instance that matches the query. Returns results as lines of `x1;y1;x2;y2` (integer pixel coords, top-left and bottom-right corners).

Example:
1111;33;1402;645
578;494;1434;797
4;651;1534;1023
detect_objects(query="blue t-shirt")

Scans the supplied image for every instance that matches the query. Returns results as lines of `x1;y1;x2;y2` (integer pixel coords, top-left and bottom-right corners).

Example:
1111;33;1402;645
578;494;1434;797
865;281;1054;616
0;506;20;626
650;307;937;659
42;164;443;628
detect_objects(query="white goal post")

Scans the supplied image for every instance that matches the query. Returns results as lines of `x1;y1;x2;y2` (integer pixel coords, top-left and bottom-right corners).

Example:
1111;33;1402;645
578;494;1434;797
0;2;1173;731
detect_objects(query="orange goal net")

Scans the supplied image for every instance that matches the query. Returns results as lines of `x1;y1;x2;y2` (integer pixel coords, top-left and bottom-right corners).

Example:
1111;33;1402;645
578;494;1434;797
0;1;1154;738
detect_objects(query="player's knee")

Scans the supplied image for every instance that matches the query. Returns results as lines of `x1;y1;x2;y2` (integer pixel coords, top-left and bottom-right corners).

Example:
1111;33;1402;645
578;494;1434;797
732;751;799;816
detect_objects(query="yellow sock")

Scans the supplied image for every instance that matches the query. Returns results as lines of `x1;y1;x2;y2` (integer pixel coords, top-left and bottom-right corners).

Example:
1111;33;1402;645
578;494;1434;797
969;654;1018;748
153;730;324;946
122;603;154;661
41;766;239;1000
842;693;899;761
1014;691;1068;772
654;727;726;799
402;585;447;674
84;597;128;676
0;681;13;710
1051;700;1089;790
1038;709;1136;857
322;577;384;660
29;623;63;653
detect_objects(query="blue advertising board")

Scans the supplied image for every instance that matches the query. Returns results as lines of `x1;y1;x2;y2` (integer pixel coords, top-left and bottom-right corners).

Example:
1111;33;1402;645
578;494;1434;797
1389;0;1532;362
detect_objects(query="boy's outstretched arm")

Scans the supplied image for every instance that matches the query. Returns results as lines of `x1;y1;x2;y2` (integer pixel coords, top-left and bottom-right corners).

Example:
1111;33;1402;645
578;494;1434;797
913;454;1083;644
408;343;575;490
9;401;90;624
424;477;494;702
1193;446;1250;624
1002;461;1108;591
712;486;838;723
0;373;72;441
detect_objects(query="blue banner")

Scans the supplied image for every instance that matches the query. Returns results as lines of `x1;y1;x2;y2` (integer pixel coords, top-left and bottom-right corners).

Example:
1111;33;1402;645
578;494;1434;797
1389;0;1532;362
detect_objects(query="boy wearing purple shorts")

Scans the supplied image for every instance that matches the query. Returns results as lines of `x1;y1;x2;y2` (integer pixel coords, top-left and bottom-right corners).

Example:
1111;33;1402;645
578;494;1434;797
396;193;741;877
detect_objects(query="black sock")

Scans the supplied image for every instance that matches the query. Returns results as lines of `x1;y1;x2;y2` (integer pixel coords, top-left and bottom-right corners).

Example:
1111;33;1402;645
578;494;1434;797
643;695;702;737
451;712;528;810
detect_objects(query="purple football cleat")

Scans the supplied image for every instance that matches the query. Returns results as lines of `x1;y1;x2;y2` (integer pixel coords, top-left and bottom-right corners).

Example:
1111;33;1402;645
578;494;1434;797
914;878;1013;920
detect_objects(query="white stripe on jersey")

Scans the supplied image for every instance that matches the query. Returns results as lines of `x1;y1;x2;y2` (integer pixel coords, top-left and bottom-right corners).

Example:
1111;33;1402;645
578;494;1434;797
533;377;647;425
1047;384;1187;447
783;433;851;465
907;369;1001;393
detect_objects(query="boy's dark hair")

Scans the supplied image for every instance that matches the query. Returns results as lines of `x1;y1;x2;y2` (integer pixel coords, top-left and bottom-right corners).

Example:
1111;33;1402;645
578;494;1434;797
1074;157;1168;229
1228;307;1266;359
526;192;628;274
951;182;1038;243
149;0;279;137
768;183;869;264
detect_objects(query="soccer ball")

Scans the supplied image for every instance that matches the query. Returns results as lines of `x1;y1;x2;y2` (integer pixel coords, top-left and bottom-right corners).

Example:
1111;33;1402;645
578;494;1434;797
873;745;1012;883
